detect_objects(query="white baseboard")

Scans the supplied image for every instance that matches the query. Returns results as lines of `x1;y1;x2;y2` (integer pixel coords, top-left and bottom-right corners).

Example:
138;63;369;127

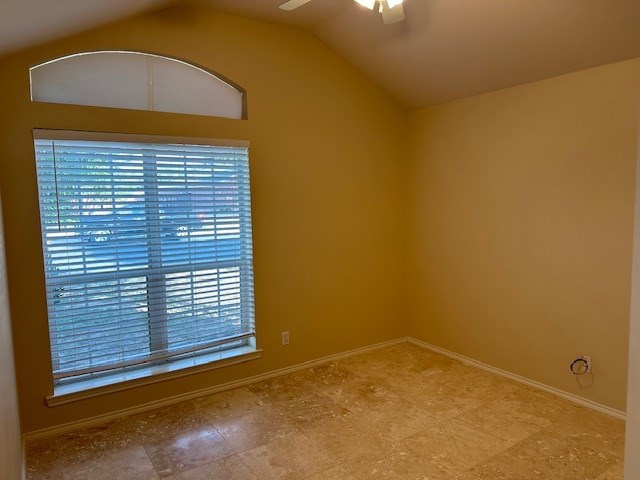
24;335;625;442
23;337;406;441
407;337;626;421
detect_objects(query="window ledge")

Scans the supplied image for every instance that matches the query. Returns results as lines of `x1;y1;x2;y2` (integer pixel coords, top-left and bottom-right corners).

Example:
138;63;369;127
46;347;262;407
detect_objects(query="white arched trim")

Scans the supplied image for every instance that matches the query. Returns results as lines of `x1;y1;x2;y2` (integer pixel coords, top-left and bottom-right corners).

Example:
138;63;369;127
30;51;246;120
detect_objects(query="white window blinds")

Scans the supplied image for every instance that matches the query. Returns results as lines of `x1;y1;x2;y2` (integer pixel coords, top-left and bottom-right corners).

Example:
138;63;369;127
30;51;245;119
34;131;255;384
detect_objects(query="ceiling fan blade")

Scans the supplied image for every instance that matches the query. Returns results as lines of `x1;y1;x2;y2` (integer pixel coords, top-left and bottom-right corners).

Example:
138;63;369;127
380;2;405;24
279;0;313;10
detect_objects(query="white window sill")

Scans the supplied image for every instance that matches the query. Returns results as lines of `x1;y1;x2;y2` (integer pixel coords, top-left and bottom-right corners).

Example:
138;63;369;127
46;347;262;407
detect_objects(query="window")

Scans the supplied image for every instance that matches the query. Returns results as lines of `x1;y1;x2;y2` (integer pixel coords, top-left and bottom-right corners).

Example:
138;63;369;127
34;130;256;387
30;51;246;119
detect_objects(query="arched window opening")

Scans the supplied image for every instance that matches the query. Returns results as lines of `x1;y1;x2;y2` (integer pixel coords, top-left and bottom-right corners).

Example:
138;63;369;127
30;51;246;119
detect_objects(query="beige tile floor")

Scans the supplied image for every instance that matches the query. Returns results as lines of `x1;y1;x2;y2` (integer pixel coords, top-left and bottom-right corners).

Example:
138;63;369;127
26;343;625;479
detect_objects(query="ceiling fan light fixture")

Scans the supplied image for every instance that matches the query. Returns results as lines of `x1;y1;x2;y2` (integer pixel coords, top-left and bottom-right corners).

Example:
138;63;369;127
386;0;404;8
283;0;405;24
379;0;405;24
354;0;376;10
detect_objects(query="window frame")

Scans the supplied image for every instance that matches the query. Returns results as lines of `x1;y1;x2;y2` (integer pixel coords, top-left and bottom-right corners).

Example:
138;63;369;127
33;129;260;403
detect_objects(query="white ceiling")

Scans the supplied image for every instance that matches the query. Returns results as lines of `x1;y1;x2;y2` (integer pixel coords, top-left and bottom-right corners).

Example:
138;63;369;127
0;0;178;56
2;0;640;108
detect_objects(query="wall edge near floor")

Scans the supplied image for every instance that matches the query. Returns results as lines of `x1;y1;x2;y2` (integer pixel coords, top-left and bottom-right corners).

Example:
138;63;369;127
23;337;407;441
23;335;626;444
408;338;626;420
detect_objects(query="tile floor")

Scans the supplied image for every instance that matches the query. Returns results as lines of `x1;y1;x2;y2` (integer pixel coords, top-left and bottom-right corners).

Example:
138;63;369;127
26;343;625;479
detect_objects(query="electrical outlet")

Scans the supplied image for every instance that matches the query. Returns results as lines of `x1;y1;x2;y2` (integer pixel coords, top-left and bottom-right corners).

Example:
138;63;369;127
582;355;592;373
281;331;290;346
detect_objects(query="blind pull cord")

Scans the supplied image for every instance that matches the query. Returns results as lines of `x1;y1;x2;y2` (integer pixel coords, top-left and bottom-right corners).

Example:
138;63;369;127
52;141;62;231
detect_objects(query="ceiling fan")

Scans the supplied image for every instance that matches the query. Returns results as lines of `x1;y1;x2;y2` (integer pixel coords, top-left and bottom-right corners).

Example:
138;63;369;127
279;0;406;24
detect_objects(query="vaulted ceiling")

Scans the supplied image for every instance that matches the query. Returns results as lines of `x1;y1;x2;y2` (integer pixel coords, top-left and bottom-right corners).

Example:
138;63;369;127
3;0;640;108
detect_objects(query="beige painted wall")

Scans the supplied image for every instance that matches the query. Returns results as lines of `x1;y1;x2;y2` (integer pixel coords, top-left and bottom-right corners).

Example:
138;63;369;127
624;111;640;478
0;195;23;479
0;6;406;433
407;58;640;410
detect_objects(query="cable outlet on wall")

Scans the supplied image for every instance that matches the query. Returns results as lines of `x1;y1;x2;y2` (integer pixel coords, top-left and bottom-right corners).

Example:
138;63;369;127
281;330;290;346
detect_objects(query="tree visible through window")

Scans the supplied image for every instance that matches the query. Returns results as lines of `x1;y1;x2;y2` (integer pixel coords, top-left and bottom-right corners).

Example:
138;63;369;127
34;131;256;384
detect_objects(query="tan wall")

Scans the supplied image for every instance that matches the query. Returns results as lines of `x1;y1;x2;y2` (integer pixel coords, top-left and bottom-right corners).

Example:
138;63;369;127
625;113;640;477
407;58;640;410
0;6;406;433
0;195;23;479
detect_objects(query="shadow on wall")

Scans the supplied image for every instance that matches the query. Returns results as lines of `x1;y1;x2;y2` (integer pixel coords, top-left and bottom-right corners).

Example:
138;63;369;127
0;194;23;480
